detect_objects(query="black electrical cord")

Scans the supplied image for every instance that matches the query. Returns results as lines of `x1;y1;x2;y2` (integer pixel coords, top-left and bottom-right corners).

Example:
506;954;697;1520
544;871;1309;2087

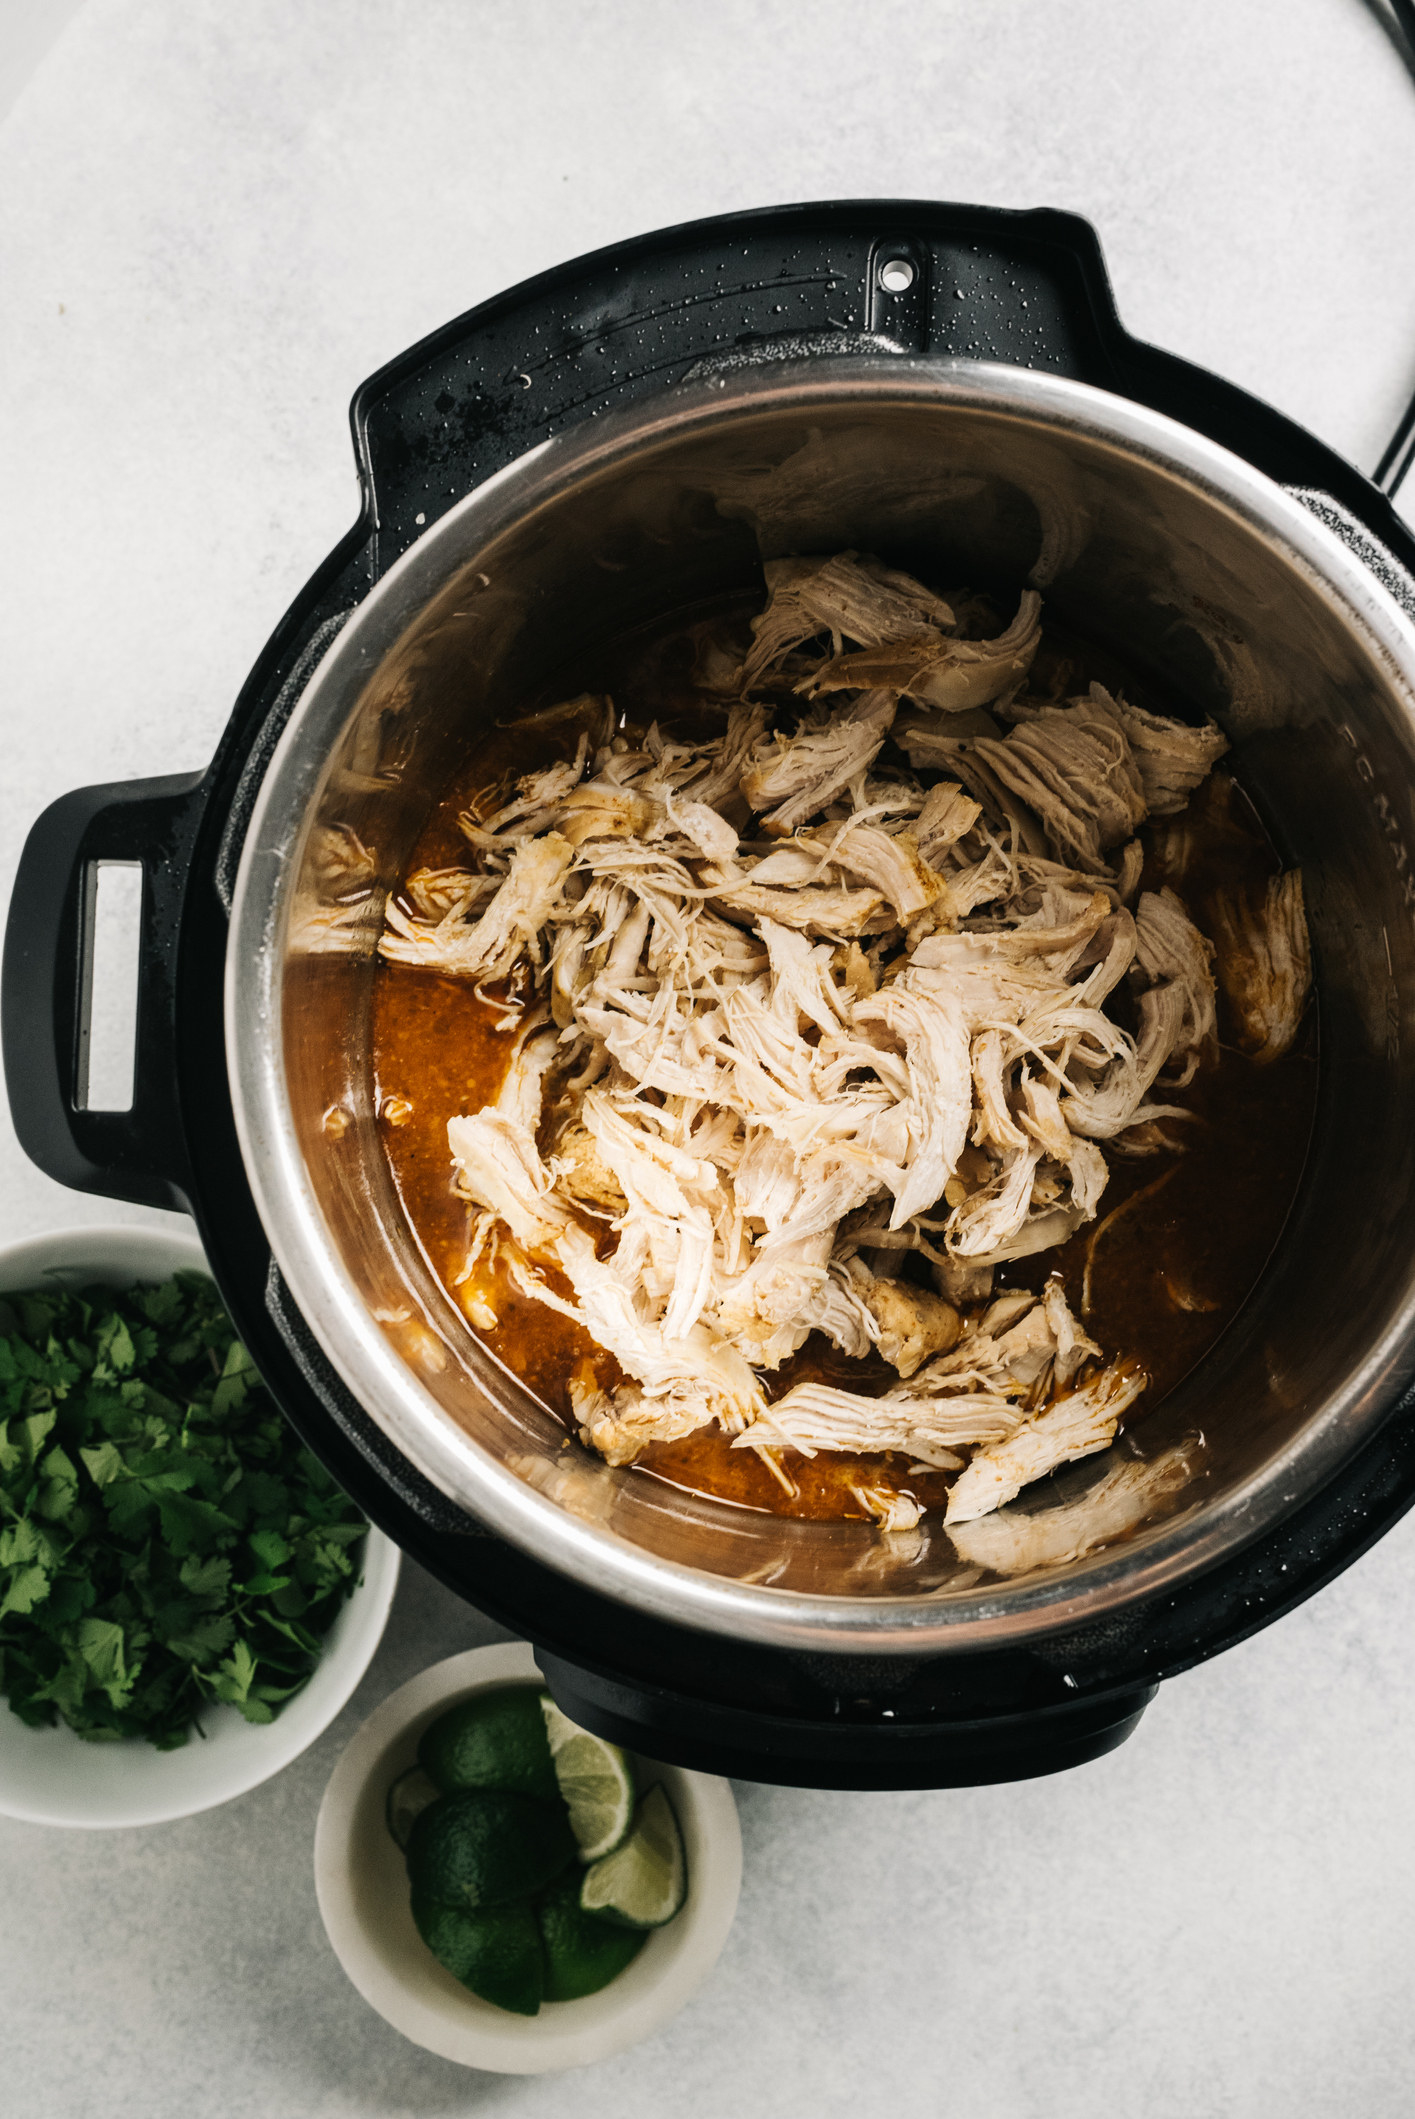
1377;0;1415;495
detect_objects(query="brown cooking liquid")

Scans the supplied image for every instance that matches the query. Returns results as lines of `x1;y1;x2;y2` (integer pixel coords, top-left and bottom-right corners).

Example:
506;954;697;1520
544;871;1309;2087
371;607;1318;1523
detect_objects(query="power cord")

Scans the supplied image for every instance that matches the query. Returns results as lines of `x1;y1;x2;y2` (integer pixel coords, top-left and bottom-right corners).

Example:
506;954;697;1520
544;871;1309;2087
1377;0;1415;495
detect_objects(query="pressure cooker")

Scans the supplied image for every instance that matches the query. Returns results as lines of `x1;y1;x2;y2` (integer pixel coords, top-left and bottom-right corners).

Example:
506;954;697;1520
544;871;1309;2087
8;201;1415;1787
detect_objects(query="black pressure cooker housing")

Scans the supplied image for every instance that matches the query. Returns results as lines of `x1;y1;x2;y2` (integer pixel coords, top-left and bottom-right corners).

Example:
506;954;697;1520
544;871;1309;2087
9;201;1415;1787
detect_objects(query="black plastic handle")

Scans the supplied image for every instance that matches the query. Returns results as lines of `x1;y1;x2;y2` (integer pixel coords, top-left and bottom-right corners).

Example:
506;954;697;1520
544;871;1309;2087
3;773;206;1212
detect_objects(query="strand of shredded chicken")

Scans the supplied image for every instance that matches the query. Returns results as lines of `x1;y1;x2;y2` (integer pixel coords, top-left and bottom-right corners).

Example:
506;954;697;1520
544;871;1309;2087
361;551;1312;1539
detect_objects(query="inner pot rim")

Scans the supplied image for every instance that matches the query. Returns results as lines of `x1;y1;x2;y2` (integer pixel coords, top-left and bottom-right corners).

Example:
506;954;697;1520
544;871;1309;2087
226;353;1415;1654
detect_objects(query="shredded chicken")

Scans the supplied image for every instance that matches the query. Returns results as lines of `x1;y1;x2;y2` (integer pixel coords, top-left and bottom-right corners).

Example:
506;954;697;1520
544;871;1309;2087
946;1442;1198;1573
967;688;1149;874
736;1276;1103;1473
850;1483;924;1533
1209;870;1312;1063
942;1360;1148;1522
372;552;1306;1550
806;591;1043;713
288;826;380;952
741;689;898;833
382;833;574;982
1113;700;1228;815
739;552;956;692
855;1268;962;1379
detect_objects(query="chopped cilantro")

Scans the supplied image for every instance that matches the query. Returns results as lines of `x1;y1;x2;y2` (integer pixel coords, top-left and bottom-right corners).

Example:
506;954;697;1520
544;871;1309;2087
0;1271;368;1749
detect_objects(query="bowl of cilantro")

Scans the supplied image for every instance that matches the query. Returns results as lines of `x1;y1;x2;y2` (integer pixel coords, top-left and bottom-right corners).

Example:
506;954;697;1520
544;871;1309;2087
0;1222;400;1828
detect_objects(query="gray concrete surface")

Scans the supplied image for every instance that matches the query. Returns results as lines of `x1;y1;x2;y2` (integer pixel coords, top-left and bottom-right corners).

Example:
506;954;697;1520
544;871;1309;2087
3;3;1415;2112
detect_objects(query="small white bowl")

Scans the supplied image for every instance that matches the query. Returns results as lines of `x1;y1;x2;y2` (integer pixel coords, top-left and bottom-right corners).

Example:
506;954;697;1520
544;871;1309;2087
0;1221;401;1828
314;1642;742;2072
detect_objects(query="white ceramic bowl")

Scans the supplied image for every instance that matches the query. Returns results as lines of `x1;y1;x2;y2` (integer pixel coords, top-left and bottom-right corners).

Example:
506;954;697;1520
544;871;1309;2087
314;1642;741;2072
0;1221;401;1828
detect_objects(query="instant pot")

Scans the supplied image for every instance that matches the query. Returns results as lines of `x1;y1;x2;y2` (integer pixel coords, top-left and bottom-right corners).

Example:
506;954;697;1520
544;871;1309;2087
9;200;1415;1789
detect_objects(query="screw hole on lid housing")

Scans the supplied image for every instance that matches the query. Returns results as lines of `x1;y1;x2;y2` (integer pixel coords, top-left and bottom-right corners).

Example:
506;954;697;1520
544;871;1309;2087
878;257;915;294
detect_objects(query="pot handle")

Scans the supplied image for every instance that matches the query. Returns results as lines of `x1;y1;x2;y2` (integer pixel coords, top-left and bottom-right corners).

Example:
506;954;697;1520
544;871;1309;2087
2;773;206;1212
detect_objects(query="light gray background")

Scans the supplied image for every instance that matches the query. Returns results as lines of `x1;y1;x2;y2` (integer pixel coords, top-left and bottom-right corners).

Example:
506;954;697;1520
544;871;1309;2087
3;3;1415;2114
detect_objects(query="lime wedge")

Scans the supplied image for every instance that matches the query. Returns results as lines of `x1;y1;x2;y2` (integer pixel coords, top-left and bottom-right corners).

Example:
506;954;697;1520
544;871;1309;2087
578;1784;686;1929
406;1788;575;1910
385;1764;441;1851
540;1695;636;1861
411;1892;544;2016
535;1870;645;2001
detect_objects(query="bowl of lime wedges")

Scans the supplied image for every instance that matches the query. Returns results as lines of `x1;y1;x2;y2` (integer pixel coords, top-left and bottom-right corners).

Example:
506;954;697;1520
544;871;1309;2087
313;1642;741;2071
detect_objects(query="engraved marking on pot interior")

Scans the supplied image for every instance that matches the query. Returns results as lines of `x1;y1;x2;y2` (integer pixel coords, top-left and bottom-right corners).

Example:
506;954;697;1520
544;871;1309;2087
1337;722;1415;921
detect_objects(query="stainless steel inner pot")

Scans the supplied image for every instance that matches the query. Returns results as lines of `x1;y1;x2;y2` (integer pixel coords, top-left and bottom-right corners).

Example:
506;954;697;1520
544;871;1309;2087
227;356;1415;1654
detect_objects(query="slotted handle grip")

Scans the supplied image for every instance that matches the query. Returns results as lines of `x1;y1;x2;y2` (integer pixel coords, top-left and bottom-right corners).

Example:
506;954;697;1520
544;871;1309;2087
3;773;206;1211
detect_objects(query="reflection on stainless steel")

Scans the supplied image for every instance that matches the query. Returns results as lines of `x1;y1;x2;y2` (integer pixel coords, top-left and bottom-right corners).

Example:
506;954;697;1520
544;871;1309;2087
227;357;1415;1653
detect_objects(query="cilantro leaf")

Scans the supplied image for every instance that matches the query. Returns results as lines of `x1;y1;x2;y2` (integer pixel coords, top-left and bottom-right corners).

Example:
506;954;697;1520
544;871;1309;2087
163;1613;235;1663
79;1440;123;1488
36;1444;81;1522
19;1411;56;1463
0;1565;53;1619
0;1520;44;1568
178;1554;231;1603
